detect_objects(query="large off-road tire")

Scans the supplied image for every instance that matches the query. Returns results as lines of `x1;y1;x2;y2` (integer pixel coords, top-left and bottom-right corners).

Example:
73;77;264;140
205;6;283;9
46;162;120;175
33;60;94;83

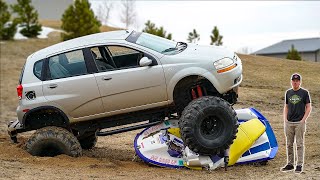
25;126;82;157
78;132;97;150
179;96;238;155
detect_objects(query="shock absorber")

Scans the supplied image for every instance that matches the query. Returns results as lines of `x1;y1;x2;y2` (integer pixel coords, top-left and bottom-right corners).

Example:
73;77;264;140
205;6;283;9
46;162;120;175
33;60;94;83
196;85;203;97
191;89;197;99
191;85;204;99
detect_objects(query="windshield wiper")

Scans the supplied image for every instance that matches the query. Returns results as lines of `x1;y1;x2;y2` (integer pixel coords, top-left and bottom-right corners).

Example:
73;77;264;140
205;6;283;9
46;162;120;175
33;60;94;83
176;41;187;48
162;42;187;54
161;47;177;53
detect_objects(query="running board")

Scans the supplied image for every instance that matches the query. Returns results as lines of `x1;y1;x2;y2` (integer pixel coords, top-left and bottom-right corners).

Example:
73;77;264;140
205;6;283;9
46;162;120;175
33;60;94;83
96;121;162;136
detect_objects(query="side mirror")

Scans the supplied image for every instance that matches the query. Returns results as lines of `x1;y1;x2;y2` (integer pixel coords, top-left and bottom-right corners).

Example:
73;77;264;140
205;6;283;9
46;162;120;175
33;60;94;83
139;57;153;67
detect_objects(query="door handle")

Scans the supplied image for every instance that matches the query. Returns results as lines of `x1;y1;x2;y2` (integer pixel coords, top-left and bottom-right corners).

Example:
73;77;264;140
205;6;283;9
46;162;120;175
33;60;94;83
102;77;112;81
48;84;58;89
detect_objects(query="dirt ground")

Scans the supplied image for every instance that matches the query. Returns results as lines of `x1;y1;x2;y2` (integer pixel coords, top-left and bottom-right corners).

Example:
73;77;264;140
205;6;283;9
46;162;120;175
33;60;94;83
0;32;319;179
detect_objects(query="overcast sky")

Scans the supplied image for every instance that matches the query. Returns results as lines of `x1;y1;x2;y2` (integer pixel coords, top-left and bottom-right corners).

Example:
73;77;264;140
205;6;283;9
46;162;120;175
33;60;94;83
90;0;320;53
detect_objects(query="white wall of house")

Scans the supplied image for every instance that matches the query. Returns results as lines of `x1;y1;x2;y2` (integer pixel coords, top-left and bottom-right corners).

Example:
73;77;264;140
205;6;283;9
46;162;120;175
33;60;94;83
300;52;318;62
259;52;318;62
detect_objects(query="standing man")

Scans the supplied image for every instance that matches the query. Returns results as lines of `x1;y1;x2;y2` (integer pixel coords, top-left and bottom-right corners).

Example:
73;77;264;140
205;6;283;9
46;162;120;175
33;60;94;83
281;73;312;173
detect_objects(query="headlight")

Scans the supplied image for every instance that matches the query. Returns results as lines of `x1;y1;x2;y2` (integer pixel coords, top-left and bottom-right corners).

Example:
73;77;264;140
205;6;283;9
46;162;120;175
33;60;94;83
213;57;237;73
213;57;234;69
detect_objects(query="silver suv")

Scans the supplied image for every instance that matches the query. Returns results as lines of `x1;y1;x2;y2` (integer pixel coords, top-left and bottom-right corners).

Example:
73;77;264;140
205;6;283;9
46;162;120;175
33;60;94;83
8;30;242;157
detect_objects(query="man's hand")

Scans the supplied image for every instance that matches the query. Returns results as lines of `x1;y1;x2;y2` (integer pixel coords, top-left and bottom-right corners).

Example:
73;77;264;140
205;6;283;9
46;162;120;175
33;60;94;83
301;103;312;123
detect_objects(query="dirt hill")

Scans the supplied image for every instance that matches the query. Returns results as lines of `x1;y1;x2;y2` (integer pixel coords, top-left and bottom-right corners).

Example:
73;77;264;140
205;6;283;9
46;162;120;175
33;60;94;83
0;33;319;179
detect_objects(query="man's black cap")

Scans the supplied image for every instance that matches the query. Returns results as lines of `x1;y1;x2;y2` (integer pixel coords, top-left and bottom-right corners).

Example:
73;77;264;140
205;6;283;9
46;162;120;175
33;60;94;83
291;73;301;80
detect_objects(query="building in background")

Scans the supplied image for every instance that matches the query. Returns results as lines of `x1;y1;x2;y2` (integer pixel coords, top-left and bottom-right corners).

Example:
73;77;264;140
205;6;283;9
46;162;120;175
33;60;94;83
5;0;73;20
253;38;320;62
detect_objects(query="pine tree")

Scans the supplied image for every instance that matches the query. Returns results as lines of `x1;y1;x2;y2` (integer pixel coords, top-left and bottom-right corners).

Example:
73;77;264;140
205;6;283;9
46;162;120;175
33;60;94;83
11;0;42;38
61;0;101;41
210;26;223;46
286;45;301;61
142;20;172;40
0;0;17;40
187;29;200;43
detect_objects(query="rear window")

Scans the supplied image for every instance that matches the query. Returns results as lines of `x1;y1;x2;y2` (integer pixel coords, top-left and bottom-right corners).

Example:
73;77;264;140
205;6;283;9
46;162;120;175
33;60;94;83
18;63;26;84
33;60;44;80
48;50;88;80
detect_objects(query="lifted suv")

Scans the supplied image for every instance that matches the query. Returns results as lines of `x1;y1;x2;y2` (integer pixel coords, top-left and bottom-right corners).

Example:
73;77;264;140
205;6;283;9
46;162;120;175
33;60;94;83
8;30;242;157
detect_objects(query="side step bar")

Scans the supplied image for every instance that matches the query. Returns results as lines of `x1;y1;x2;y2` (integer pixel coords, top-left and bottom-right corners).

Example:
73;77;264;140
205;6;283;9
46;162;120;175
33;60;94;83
96;121;162;136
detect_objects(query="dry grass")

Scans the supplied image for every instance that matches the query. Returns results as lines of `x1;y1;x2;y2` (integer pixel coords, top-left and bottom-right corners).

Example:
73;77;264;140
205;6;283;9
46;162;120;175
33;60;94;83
0;35;319;179
237;54;320;111
39;19;62;29
0;32;61;132
100;25;123;32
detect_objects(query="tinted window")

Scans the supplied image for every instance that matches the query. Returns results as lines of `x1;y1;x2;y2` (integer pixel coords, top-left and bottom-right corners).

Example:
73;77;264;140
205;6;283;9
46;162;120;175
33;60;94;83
48;50;87;79
33;60;43;80
90;47;115;72
107;46;143;69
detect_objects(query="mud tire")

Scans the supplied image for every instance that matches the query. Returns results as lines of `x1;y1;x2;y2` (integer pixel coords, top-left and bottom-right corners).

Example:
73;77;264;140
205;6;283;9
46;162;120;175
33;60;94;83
25;126;82;157
179;96;238;155
78;133;97;150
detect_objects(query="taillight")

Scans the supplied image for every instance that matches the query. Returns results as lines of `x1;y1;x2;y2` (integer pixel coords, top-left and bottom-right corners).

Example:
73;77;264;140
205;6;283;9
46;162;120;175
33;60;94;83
17;84;23;99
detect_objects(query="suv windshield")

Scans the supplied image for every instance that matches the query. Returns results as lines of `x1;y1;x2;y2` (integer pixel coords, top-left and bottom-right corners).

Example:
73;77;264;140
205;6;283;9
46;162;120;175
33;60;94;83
127;32;187;55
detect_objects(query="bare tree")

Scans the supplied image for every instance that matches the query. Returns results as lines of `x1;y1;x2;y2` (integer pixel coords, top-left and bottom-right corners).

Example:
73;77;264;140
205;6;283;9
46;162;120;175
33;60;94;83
96;0;113;25
120;0;136;29
238;46;252;54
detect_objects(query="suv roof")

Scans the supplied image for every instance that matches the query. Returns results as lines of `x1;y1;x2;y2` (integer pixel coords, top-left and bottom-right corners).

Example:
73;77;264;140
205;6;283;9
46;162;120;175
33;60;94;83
29;30;132;61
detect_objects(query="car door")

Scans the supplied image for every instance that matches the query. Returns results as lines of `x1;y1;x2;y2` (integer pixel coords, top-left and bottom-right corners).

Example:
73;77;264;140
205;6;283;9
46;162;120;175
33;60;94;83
91;45;168;114
42;49;104;120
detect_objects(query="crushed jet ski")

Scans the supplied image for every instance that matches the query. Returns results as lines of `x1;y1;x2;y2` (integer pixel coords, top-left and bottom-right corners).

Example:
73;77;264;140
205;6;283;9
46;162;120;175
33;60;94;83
134;108;278;170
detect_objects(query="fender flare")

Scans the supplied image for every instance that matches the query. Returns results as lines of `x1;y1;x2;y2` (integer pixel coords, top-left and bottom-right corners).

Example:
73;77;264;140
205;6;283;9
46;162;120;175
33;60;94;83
22;106;70;128
167;67;219;101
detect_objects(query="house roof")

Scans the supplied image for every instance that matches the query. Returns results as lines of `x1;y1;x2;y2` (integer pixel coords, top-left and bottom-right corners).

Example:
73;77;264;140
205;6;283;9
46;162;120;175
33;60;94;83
253;37;320;55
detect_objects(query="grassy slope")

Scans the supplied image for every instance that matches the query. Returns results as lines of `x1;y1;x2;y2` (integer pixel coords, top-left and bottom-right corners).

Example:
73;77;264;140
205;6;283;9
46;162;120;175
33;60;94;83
237;54;319;111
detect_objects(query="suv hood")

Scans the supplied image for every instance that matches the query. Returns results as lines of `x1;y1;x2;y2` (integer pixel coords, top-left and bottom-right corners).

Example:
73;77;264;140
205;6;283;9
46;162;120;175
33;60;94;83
172;44;235;62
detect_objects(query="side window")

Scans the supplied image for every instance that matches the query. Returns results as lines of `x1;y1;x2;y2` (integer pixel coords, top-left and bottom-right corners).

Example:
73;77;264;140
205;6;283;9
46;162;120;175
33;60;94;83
107;46;143;69
90;47;115;72
48;50;87;80
91;47;103;60
33;60;43;80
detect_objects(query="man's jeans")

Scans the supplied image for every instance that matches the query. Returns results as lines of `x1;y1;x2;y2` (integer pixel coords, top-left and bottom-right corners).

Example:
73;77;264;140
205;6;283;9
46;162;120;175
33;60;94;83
285;121;306;166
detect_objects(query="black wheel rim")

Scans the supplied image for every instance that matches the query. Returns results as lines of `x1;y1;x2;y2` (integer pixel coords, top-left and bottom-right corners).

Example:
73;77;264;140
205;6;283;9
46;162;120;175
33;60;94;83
200;115;224;139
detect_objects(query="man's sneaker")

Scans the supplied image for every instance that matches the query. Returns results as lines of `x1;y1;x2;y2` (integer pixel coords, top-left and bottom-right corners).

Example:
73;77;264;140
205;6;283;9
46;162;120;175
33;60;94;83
281;164;294;172
295;165;303;173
